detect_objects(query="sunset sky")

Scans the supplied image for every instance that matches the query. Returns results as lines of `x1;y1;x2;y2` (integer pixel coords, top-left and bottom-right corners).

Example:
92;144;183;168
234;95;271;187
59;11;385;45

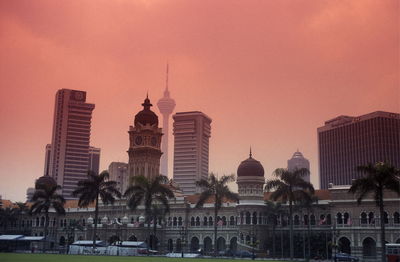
0;0;398;202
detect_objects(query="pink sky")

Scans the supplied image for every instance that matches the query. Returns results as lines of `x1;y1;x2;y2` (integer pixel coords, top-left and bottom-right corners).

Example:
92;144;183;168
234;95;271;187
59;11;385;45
0;0;398;201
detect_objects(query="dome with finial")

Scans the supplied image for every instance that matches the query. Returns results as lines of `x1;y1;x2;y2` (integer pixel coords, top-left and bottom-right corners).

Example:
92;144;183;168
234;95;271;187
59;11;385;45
35;175;57;189
134;95;159;126
237;148;265;177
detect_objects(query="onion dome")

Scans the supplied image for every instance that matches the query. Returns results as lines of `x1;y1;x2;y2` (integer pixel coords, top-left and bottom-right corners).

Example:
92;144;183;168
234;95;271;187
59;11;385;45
87;216;94;225
101;216;109;224
237;149;265;177
134;96;159;126
35;175;57;189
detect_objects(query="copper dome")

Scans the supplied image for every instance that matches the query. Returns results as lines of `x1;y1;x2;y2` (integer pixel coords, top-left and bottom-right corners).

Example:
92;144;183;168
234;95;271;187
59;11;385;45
134;97;159;126
237;152;265;177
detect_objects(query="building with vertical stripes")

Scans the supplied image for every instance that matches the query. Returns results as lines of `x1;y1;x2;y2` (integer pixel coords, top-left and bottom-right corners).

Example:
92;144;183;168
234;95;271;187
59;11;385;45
318;111;400;189
172;111;211;195
48;89;95;199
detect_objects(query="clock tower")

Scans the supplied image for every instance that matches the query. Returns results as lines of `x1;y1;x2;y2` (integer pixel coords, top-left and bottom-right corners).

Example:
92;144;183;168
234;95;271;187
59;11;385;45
128;96;163;183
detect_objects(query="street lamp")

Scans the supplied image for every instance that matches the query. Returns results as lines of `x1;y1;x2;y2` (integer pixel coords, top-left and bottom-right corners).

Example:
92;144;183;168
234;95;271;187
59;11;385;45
179;226;187;258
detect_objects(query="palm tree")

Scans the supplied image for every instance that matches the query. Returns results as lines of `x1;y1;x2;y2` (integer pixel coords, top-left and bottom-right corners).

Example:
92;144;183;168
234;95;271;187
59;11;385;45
29;183;66;250
124;175;174;251
265;200;286;259
265;168;314;260
72;170;121;250
148;204;169;250
63;219;84;253
349;162;400;262
195;173;239;257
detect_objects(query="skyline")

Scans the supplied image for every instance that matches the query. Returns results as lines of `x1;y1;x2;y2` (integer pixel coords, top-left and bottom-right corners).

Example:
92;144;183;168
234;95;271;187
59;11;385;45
0;0;399;201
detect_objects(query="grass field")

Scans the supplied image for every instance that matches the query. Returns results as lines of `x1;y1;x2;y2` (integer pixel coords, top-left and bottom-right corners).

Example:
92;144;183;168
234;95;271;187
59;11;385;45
0;253;290;262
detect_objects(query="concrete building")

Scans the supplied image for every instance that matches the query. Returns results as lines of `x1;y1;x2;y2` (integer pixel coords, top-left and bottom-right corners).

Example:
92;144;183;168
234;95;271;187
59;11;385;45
287;150;310;182
172;111;212;195
157;64;176;178
26;188;35;202
108;162;128;194
318;111;400;189
47;89;95;199
88;146;101;175
128;96;163;182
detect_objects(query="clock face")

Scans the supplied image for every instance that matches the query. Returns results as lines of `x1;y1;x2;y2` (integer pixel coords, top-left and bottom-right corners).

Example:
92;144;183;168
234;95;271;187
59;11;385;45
135;136;143;145
151;136;157;146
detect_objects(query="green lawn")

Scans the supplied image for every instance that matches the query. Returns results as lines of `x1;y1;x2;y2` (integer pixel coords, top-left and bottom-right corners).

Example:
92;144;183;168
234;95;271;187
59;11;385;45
0;253;290;262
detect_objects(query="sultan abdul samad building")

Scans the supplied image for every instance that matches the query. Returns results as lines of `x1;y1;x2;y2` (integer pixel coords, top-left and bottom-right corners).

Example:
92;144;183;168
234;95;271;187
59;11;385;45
2;97;400;260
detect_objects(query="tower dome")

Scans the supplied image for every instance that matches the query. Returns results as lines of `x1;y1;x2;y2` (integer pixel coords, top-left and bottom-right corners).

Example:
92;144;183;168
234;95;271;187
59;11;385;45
237;150;265;177
134;96;159;126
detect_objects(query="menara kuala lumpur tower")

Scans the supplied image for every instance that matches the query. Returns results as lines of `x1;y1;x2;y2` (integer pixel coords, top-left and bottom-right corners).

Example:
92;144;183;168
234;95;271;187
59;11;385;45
157;64;176;177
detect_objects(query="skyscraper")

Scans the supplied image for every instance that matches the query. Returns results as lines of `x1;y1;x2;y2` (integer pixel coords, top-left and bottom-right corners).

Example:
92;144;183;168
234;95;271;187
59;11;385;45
48;89;95;198
318;111;400;189
173;111;212;195
157;64;176;177
88;146;101;175
287;150;310;182
128;96;163;182
108;162;128;194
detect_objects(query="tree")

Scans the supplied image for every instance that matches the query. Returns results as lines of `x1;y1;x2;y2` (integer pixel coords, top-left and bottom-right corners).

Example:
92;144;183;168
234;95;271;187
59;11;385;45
265;200;286;259
63;219;84;253
265;168;314;260
0;207;19;234
72;170;121;250
124;175;174;251
29;183;66;250
148;204;169;250
349;162;400;262
195;173;239;257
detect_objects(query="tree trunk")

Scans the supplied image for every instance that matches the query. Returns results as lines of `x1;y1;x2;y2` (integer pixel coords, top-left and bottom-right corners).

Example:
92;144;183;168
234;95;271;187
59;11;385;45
289;199;294;260
147;219;151;255
379;190;386;262
44;211;49;252
153;215;157;250
93;192;99;251
272;225;276;258
307;213;311;260
214;205;218;257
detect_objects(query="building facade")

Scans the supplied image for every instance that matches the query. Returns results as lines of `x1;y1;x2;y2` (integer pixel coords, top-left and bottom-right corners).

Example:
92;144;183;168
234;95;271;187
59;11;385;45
128;96;163;182
287;150;310;182
47;89;95;199
108;162;128;194
157;64;176;178
173;111;212;195
88;146;101;175
318;111;400;189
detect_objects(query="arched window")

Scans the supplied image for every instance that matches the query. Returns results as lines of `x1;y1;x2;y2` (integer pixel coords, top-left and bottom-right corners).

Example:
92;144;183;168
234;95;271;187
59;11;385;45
222;216;227;226
294;215;300;225
178;217;183;226
310;214;316;225
343;213;349;225
394;212;400;224
360;212;367;224
245;212;251;225
203;217;208;226
240;212;244;224
195;217;200;226
368;212;375;224
190;217;195;226
173;217;177;226
252;212;257;225
132;217;136;224
337;213;343;224
319;214;326;225
363;237;376;257
209;216;213;226
229;216;235;226
327;214;332;225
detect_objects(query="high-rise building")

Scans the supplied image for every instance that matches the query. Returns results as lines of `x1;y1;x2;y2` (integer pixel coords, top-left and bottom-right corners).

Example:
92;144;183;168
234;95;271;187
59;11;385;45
157;64;176;178
108;162;128;194
287;150;310;182
88;146;101;174
48;89;95;198
318;111;400;189
128;96;163;182
173;111;212;195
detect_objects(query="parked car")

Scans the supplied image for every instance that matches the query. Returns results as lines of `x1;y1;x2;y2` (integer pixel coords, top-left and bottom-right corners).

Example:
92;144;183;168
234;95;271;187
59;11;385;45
334;253;359;262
